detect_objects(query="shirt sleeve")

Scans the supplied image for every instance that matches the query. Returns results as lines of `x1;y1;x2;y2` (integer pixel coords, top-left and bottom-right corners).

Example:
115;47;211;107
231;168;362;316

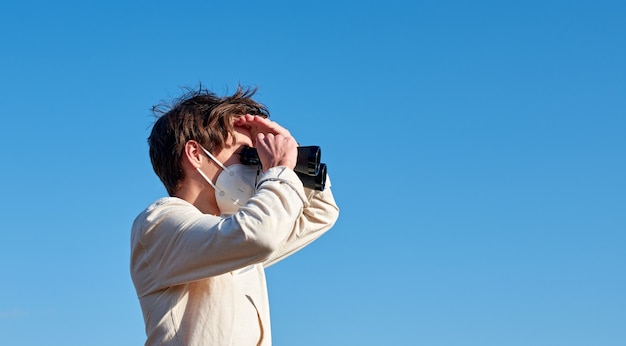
130;167;310;297
262;175;340;267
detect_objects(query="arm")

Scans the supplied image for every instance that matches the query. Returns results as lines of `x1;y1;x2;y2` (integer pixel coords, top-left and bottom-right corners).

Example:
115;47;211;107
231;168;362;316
130;167;306;297
262;176;339;267
234;115;340;266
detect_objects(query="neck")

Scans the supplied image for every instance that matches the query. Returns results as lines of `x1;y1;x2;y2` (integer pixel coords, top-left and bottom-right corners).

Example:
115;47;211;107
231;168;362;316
175;178;220;216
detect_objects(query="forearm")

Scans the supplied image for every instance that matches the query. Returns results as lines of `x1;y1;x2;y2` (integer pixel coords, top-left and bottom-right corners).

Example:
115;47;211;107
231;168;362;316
263;176;339;267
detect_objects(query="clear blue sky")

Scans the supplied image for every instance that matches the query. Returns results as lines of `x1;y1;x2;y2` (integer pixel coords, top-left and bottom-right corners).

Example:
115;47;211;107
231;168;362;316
1;1;624;345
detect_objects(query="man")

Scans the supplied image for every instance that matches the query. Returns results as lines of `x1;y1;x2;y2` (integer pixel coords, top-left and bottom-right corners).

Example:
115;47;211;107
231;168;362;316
130;85;339;345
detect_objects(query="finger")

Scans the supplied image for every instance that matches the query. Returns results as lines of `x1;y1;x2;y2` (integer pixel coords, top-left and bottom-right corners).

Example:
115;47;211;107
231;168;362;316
243;115;291;137
234;114;255;127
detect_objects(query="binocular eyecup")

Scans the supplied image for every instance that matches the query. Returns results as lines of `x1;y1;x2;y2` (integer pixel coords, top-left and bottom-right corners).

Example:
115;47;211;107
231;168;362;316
295;146;321;176
239;146;327;191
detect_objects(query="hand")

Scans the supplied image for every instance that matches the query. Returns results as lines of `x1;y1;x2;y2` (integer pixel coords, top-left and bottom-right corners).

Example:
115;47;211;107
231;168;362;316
235;115;298;172
234;114;293;145
254;133;298;172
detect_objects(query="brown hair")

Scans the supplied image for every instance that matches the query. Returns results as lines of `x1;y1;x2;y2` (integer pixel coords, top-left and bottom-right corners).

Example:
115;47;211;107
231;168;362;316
148;85;269;196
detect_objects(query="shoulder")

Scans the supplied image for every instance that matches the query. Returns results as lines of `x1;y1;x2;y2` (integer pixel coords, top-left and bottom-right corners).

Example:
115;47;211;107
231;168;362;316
131;197;203;238
137;197;196;219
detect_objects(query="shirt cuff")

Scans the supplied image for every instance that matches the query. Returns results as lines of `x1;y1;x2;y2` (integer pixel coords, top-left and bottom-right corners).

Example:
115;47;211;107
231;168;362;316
257;167;309;207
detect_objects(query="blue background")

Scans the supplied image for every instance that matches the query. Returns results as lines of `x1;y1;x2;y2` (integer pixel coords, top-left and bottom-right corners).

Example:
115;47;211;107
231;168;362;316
1;1;624;345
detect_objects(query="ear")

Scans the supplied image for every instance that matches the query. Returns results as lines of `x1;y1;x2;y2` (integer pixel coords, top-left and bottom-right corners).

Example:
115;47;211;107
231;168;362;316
183;140;204;169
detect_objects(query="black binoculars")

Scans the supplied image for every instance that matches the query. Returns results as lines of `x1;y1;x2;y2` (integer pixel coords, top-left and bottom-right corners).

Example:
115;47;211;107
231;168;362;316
240;146;327;191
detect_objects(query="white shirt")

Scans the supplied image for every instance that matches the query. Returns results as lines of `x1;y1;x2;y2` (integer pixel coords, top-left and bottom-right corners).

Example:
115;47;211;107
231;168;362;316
131;167;339;345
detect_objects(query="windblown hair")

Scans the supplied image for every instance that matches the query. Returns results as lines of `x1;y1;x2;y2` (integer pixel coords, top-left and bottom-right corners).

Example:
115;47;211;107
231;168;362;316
148;85;270;196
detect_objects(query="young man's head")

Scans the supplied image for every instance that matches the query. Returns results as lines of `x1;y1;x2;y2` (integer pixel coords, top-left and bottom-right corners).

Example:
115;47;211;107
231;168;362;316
148;85;269;196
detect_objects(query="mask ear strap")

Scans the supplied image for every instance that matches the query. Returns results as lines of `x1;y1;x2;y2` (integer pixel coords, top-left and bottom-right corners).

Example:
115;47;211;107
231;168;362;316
197;146;227;192
200;146;228;171
196;167;218;190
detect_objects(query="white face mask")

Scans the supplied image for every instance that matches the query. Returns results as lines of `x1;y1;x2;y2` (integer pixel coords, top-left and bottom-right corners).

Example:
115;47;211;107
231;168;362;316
196;146;260;216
